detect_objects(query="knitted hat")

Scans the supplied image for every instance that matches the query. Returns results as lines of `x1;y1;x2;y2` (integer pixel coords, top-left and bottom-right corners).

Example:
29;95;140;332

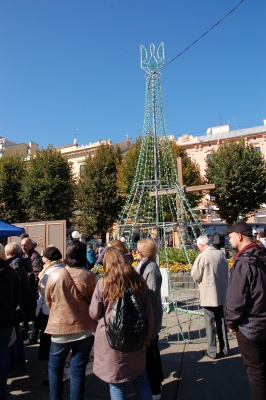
43;246;62;261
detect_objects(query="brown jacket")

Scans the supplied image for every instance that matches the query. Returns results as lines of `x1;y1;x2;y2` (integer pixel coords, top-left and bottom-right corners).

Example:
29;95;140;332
89;278;154;383
45;266;97;335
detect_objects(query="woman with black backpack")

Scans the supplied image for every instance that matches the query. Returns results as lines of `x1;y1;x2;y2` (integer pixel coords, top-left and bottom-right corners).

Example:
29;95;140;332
89;246;154;400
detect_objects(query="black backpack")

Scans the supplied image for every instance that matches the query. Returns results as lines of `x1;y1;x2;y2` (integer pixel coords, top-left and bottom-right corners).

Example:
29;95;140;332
104;288;149;352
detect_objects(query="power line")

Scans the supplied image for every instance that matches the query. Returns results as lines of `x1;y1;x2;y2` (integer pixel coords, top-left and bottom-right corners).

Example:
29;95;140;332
160;0;245;71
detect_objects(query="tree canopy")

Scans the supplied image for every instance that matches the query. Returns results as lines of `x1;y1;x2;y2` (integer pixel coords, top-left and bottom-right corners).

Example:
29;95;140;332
21;147;75;224
206;139;266;224
76;143;122;240
117;137;204;208
0;153;27;223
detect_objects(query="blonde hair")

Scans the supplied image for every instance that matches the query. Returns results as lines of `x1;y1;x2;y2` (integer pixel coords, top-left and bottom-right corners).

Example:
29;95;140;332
5;242;22;257
137;238;157;259
0;244;5;260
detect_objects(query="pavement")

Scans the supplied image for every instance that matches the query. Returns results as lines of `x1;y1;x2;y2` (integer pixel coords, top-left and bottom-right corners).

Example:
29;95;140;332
6;334;249;400
6;284;250;399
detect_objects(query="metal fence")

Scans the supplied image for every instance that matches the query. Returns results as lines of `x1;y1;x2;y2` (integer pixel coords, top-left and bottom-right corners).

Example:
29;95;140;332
160;273;206;343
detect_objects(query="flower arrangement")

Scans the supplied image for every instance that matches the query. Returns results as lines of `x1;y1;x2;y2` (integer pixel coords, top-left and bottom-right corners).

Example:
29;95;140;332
227;258;234;269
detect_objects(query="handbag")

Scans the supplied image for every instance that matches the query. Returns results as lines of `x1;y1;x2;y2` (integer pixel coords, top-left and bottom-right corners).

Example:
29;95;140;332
64;268;90;304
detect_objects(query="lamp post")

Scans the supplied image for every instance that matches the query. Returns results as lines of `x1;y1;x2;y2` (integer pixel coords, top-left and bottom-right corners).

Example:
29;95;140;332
72;230;80;239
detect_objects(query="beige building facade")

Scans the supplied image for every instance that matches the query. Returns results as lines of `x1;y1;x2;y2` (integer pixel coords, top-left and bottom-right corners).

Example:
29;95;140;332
0;136;38;158
57;138;132;179
175;120;266;223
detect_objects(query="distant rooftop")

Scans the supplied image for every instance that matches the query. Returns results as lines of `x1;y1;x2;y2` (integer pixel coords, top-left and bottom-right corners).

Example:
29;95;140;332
198;123;266;144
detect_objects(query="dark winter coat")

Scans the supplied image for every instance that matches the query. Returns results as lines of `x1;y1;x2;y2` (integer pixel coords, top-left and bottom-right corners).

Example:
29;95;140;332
225;244;266;340
23;249;43;294
7;255;36;323
0;260;20;330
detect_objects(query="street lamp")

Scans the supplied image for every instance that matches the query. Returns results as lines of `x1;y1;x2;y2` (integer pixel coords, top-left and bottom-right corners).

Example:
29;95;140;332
72;230;80;239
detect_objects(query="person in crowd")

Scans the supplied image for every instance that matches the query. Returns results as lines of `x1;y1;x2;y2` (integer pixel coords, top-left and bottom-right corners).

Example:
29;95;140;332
225;221;266;400
0;244;20;400
191;235;229;360
5;242;36;376
136;238;163;400
212;231;221;250
167;232;173;247
21;237;43;345
257;230;266;248
89;246;154;400
96;244;107;265
20;233;37;249
45;240;96;400
86;243;96;270
36;246;64;366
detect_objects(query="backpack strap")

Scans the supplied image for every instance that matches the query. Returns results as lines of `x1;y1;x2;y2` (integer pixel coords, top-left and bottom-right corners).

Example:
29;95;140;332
64;268;90;304
139;260;150;276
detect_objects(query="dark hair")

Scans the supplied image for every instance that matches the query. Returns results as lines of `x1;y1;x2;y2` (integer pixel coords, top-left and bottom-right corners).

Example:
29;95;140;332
109;240;128;254
64;239;87;268
20;233;29;239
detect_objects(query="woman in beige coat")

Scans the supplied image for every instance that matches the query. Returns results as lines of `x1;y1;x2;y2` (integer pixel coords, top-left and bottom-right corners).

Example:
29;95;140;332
89;247;154;400
45;240;97;400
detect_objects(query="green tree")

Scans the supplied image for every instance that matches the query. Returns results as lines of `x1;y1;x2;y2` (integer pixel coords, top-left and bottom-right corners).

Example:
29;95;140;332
169;140;205;207
206;139;266;224
76;144;122;241
0;153;27;222
21;147;75;224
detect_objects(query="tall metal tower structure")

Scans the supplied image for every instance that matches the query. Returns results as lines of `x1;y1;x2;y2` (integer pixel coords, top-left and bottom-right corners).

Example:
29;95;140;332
117;43;204;266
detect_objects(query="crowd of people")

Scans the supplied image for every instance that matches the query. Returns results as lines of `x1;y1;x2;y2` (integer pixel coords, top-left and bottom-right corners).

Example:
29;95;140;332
191;221;266;400
0;236;163;400
1;221;266;400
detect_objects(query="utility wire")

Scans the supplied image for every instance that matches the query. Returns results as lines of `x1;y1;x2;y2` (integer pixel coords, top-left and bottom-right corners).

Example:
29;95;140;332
159;0;245;71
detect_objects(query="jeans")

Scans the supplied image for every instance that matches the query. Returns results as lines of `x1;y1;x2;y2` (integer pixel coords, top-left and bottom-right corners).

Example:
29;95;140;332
109;370;152;400
203;305;229;358
237;329;266;400
0;327;13;396
48;336;94;400
9;324;25;369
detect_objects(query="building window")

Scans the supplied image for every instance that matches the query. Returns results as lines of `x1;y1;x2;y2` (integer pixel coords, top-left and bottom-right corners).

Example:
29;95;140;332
206;154;212;160
79;164;85;177
254;146;261;153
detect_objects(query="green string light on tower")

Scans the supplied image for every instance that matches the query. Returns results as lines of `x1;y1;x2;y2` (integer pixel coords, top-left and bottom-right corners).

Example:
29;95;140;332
117;42;204;267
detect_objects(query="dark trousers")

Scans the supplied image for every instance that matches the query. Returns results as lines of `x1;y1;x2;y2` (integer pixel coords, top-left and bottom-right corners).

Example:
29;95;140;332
9;325;25;369
237;329;266;400
38;311;51;361
146;335;163;395
203;305;229;358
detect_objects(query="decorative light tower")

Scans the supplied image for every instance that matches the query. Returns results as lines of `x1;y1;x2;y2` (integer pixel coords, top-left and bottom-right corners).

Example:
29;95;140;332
117;43;204;266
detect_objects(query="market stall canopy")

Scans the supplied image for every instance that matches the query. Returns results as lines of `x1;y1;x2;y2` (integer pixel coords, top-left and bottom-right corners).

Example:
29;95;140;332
0;220;25;237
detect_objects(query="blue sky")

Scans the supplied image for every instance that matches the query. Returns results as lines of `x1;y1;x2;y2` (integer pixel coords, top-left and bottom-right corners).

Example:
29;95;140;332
1;0;265;149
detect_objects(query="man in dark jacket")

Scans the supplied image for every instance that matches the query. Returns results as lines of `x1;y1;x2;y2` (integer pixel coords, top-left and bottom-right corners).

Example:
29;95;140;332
21;237;43;345
225;221;266;400
6;242;36;374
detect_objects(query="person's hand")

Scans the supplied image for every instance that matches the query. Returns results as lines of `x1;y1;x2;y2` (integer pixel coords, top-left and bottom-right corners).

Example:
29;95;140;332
229;328;237;334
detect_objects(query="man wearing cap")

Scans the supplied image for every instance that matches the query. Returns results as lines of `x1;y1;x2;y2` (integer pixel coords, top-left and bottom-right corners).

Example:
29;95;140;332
191;235;229;360
225;221;266;400
21;237;43;345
